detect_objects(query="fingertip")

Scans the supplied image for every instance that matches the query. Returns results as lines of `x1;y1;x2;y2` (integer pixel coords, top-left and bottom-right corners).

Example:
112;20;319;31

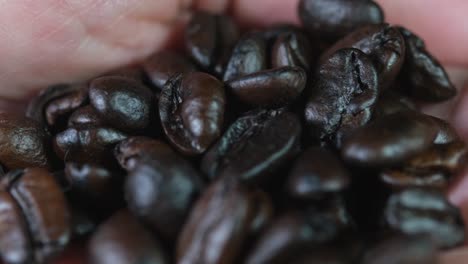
232;0;299;27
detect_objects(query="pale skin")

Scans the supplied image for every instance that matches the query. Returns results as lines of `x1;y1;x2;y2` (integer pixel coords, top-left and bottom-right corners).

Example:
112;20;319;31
0;0;467;263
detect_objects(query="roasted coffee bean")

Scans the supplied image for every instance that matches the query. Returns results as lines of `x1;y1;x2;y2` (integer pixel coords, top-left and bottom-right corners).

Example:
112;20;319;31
245;207;348;264
384;188;465;248
271;31;313;71
380;170;448;190
114;137;171;171
65;163;122;204
287;147;350;199
44;86;89;129
0;191;32;264
431;116;459;144
342;112;438;167
249;190;274;235
298;0;384;39
89;76;153;131
0;114;51;169
89;209;168;264
323;24;406;88
373;90;417;118
226;67;307;108
406;141;467;174
362;234;437;264
67;105;104;128
159;72;225;155
223;33;268;82
185;12;239;74
54;127;127;163
26;83;88;128
177;178;256;264
201;110;301;185
305;48;378;145
143;51;197;89
398;27;456;101
0;168;70;263
124;139;204;241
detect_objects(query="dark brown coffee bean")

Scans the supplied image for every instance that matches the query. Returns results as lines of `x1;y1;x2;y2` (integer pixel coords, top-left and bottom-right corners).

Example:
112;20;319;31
249;190;274;235
272;31;313;71
0;114;51;169
67;105;104;128
431;116;459;144
185;12;239;74
114;137;171;171
44;86;88;128
89;209;168;264
159;72;225;155
373;90;417;118
245;208;347;264
342;112;438;167
384;188;465;248
89;76;153;131
298;0;384;39
226;66;307;108
362;234;437;264
54;127;127;163
65;163;122;204
397;27;456;102
305;48;378;145
380;170;448;190
323;24;406;88
0;191;33;264
6;168;70;262
177;178;256;264
143;51;197;89
26;83;88;128
201;110;301;185
124;139;204;241
287;147;350;199
223;33;268;81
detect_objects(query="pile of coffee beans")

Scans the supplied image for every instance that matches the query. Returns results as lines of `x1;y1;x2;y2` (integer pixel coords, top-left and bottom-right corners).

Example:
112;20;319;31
0;0;464;263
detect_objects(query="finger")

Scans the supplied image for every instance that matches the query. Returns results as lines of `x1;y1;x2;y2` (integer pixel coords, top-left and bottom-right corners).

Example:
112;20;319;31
0;0;192;100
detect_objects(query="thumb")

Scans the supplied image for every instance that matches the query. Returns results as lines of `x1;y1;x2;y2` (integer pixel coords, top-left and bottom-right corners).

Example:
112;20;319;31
0;0;192;100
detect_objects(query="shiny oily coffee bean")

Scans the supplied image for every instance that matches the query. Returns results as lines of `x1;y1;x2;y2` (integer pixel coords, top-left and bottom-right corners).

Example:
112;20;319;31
159;72;225;156
226;66;307;108
185;11;239;74
248;190;274;236
398;27;456;102
89;209;168;264
305;48;378;144
114;136;172;171
380;170;448;190
124;139;204;241
65;163;122;204
341;112;438;167
362;233;437;264
245;207;349;264
373;90;417;118
431;116;459;144
54;127;127;164
384;188;465;248
0;168;70;264
0;113;51;169
26;83;88;128
177;178;256;264
143;51;197;90
89;76;153;131
287;147;350;199
67;105;104;128
323;24;406;88
201;110;301;185
271;31;313;71
298;0;384;39
223;33;268;82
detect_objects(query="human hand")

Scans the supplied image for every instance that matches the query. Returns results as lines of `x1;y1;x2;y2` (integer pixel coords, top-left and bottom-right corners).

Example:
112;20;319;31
0;0;467;263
